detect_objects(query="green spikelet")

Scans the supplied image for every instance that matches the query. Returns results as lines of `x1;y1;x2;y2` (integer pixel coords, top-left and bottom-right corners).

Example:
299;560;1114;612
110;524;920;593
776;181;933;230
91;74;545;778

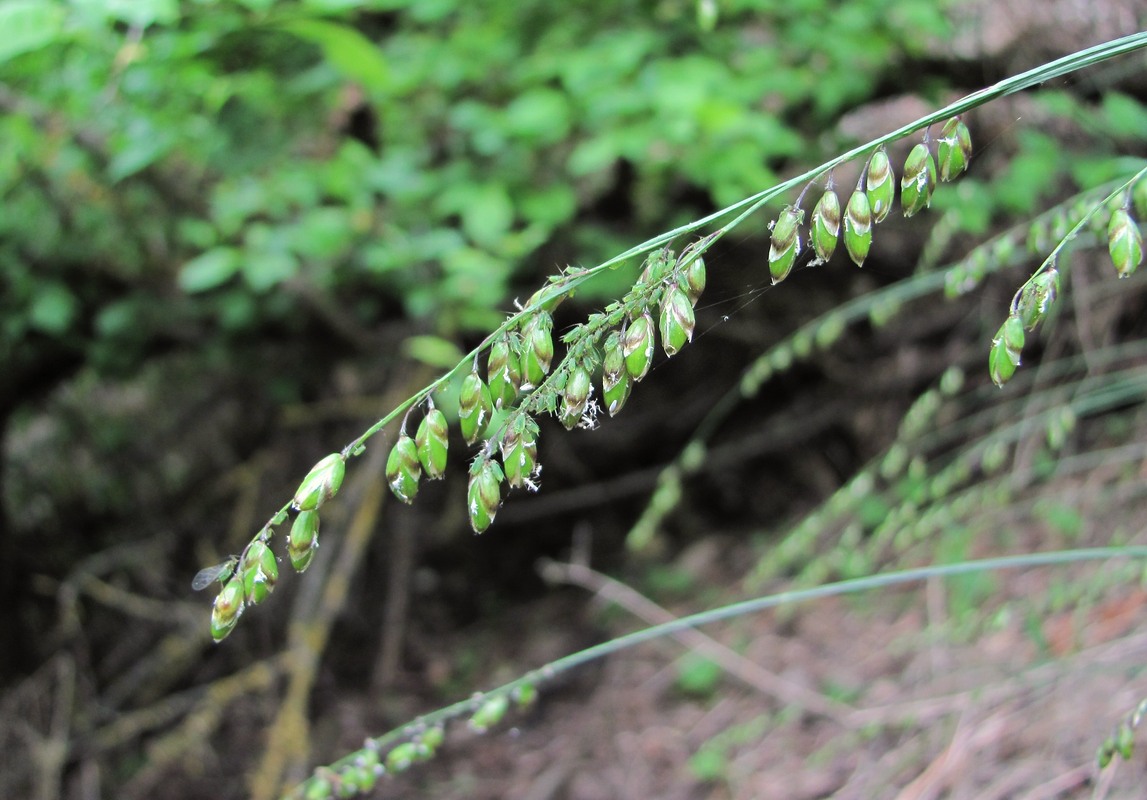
288;510;321;572
500;417;539;490
467;457;504;533
292;453;345;511
865;149;894;223
989;315;1025;387
469;694;510;733
658;284;695;357
768;205;803;284
682;255;706;306
560;364;593;430
843;189;873;267
1016;268;1059;331
487;337;522;410
937;117;972;181
810;189;840;263
622;313;655;381
601;331;632;416
415;407;449;479
386;432;421;503
901;142;937;217
210;576;245;642
1108;208;1143;278
458;370;494;445
240;541;278;606
520;311;554;390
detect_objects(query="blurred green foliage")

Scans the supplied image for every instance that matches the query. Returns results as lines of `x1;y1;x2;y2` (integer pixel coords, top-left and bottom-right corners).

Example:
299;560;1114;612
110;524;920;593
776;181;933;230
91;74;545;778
1;0;953;394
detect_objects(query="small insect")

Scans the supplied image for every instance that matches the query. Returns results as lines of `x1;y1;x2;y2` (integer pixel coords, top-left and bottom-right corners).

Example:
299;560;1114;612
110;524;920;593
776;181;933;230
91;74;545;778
192;556;239;591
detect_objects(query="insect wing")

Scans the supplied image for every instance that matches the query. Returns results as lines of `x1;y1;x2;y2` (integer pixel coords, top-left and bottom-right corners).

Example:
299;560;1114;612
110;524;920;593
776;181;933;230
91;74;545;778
192;559;235;591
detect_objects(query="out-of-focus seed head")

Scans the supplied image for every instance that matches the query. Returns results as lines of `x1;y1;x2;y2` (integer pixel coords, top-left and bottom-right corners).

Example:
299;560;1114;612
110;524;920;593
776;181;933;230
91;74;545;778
210;576;245;641
901;142;937;217
467;458;504;533
1108;208;1143;279
865;149;894;223
487;338;522;411
458;371;494;445
601;331;632;416
288;510;320;572
385;742;420;774
500;417;539;490
1017;268;1060;331
658;284;695;357
681;255;706;306
622;313;655;381
514;683;538;708
386;433;421;503
843;189;873;267
293;453;345;511
415;408;449;480
1133;179;1147;221
469;694;510;733
989;315;1025;387
937;117;972;181
811;189;840;264
768;205;804;285
303;775;333;800
560;364;593;430
520;312;554;390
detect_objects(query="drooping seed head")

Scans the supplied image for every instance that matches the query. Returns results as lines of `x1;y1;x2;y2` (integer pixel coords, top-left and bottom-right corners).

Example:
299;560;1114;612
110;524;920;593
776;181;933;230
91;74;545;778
487;337;522;410
810;189;840;264
622;312;655;381
1108;208;1143;279
1134;179;1147;220
519;312;554;390
865;149;894;223
901;142;937;217
658;284;695;357
386;433;421;503
469;694;510;733
989;315;1025;387
937;117;972;181
385;742;420;773
601;331;632;416
415;408;449;479
458;371;494;445
843;189;873;267
292;453;346;511
467;458;504;533
768;205;804;284
288;509;321;572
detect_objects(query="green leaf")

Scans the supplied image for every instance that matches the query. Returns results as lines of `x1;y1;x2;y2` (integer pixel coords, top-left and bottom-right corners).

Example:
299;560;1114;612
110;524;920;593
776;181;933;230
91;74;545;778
280;19;390;93
28;283;78;335
460;183;515;248
0;1;64;65
1100;92;1147;141
71;0;179;27
179;247;241;293
403;335;464;369
503;88;572;145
